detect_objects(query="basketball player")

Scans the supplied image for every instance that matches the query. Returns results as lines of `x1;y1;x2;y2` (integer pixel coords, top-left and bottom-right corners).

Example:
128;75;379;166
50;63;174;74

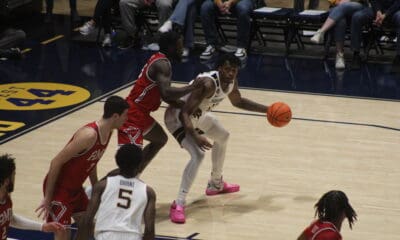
297;190;357;240
74;144;155;240
118;31;200;173
35;96;130;240
0;154;65;240
164;54;269;223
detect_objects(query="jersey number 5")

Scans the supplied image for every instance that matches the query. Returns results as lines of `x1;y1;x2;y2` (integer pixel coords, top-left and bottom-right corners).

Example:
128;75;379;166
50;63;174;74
117;189;133;209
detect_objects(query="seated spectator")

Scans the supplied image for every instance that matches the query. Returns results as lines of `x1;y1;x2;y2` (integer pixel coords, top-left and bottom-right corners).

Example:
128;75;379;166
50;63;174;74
200;0;254;60
159;0;204;57
0;25;25;60
118;0;175;49
310;0;368;69
44;0;80;23
350;0;400;70
297;190;357;240
78;0;118;47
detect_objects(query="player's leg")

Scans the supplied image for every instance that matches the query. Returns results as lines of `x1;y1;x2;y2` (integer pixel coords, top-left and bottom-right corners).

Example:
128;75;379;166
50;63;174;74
178;134;206;204
142;121;168;172
54;229;71;240
169;132;205;223
118;112;167;172
47;200;72;240
164;107;204;223
71;188;90;238
44;185;73;240
201;113;239;195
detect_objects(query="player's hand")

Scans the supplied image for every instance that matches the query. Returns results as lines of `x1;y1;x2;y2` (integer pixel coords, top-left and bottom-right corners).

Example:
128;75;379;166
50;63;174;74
216;1;225;11
192;108;202;119
222;1;233;13
195;135;213;151
374;11;384;26
35;198;51;220
42;222;66;233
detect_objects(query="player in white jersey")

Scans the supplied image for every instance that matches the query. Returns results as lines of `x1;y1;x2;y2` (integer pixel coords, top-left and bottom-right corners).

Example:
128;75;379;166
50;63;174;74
164;54;270;224
74;144;156;240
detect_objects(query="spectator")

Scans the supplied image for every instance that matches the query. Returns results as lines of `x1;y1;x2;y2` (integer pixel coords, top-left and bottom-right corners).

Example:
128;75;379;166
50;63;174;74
44;0;80;23
350;0;400;70
159;0;204;57
78;0;118;47
118;0;175;49
0;18;25;60
310;0;368;69
200;0;254;60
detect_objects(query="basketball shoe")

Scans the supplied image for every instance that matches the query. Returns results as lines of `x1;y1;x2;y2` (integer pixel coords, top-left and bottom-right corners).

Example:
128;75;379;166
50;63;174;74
205;179;240;196
170;201;185;223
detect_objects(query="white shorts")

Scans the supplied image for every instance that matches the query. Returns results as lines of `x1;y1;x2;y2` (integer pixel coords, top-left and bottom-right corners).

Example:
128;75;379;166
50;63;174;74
164;107;217;144
95;231;142;240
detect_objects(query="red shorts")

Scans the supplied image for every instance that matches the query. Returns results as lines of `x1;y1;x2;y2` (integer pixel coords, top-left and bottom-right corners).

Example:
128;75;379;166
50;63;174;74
46;187;88;225
118;107;155;147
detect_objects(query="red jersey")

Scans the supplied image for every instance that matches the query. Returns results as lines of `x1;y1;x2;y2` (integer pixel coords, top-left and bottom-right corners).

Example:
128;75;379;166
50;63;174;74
0;195;12;240
126;52;170;113
302;220;342;240
45;121;111;190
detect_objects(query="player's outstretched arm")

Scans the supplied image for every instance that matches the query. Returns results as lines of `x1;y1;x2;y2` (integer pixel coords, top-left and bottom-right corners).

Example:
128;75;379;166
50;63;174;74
143;186;156;240
149;60;199;102
11;214;65;232
179;78;213;151
74;180;106;240
228;80;268;113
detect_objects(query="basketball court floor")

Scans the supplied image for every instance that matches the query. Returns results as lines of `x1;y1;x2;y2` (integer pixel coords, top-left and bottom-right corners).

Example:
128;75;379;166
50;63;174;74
1;12;400;240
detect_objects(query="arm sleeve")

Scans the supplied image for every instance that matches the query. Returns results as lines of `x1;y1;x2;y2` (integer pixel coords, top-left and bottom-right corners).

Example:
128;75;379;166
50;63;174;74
11;214;43;231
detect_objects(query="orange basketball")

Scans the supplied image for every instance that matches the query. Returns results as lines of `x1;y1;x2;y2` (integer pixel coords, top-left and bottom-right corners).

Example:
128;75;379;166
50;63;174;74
267;102;292;127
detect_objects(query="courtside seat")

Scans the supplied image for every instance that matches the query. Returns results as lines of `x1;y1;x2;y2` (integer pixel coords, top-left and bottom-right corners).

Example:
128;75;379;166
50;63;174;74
289;9;330;56
365;23;398;59
252;7;294;54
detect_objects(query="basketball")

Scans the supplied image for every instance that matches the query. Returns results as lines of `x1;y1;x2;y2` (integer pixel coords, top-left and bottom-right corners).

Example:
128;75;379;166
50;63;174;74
267;102;292;127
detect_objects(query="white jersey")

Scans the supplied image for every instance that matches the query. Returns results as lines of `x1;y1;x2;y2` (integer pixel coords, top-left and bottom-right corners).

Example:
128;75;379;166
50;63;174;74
94;175;147;240
164;70;234;143
184;70;234;114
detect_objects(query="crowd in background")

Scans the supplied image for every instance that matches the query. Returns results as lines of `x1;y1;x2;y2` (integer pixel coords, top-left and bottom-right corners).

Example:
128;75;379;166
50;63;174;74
1;0;400;69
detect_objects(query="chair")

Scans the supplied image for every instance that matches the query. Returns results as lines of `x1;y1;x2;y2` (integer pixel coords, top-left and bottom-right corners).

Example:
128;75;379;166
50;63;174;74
251;6;295;55
365;23;398;59
289;9;330;56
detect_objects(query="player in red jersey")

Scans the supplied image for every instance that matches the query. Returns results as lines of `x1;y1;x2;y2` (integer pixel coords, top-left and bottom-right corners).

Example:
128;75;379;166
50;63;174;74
118;31;200;173
35;96;130;240
297;190;357;240
0;154;64;240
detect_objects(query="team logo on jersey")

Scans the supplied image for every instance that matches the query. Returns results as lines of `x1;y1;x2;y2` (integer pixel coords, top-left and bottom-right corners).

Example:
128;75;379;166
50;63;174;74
0;82;90;110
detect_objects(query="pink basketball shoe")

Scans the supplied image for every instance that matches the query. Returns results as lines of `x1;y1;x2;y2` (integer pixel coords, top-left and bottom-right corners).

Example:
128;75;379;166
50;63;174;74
169;201;186;224
205;181;240;196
